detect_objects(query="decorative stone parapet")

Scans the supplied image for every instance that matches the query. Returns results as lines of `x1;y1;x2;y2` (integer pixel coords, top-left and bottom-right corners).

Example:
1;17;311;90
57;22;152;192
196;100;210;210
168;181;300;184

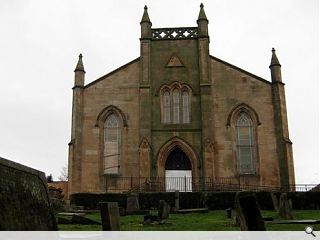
152;27;198;40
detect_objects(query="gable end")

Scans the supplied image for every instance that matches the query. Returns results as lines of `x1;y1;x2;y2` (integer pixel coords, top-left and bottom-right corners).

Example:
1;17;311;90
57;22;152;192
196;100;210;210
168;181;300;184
210;55;271;85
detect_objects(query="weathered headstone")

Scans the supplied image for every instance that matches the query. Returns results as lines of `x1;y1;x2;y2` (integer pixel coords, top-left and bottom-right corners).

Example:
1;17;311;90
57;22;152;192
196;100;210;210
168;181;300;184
177;208;208;214
71;215;101;225
57;217;73;224
144;214;158;224
126;192;140;212
70;205;84;211
288;199;293;210
235;192;266;231
158;200;170;220
119;207;126;216
57;213;101;225
174;190;180;212
201;192;209;208
99;202;120;231
0;157;57;230
270;192;279;211
278;193;293;220
233;214;240;227
226;208;232;218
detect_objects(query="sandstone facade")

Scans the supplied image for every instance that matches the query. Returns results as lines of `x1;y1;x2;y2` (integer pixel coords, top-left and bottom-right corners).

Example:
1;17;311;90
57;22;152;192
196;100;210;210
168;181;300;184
68;5;295;196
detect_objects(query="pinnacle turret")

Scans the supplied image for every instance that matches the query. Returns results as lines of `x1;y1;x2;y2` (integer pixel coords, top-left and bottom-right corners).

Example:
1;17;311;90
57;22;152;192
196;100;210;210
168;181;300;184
269;48;282;83
140;5;151;24
74;54;85;73
269;48;281;68
140;5;152;39
198;3;208;22
197;3;209;37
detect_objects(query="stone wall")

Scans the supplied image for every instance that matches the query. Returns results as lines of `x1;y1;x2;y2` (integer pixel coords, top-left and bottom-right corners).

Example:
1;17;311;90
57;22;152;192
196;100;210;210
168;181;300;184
210;57;280;187
0;157;57;230
48;181;68;202
74;59;141;193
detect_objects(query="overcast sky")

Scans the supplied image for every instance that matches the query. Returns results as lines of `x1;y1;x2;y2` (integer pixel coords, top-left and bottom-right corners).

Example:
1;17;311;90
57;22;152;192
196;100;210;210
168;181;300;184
0;0;318;184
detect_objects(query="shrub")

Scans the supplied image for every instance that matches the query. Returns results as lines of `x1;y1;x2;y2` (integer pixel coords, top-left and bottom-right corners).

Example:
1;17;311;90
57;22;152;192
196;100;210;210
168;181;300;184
206;192;236;210
288;192;320;209
179;192;203;209
139;192;175;209
70;193;126;209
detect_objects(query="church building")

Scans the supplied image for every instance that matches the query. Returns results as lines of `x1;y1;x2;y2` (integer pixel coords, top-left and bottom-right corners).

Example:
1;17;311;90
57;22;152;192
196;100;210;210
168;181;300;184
68;4;295;195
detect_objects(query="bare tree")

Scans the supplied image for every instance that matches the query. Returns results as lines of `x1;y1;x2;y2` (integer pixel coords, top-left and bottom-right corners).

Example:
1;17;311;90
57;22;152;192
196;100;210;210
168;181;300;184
58;164;68;181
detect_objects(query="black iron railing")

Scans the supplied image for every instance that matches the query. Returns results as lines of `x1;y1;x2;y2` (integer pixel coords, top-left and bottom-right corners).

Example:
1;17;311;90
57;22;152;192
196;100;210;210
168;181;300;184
104;176;319;193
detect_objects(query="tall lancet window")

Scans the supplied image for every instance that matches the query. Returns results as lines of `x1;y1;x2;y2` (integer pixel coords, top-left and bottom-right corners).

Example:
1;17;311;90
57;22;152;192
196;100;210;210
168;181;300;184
236;112;255;174
182;91;190;123
173;89;180;124
104;114;120;174
163;91;171;123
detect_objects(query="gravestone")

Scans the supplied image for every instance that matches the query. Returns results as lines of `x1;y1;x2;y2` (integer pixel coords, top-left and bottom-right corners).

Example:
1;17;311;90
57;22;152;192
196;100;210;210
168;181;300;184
226;208;232;218
119;207;126;216
71;215;101;225
158;200;170;220
270;192;279;211
0;157;57;230
177;208;208;214
278;193;293;220
235;192;266;231
174;190;180;212
144;214;159;224
57;213;101;225
289;199;293;210
99;202;120;231
126;192;140;212
201;192;208;208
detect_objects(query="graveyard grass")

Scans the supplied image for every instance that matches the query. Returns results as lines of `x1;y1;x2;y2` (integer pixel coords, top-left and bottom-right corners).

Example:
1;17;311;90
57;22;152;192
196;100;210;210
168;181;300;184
58;210;320;231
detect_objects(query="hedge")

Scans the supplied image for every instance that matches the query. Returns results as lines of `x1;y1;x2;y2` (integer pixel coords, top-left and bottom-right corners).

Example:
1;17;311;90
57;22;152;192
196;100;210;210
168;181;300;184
70;193;126;209
70;191;320;210
139;192;175;210
288;192;320;210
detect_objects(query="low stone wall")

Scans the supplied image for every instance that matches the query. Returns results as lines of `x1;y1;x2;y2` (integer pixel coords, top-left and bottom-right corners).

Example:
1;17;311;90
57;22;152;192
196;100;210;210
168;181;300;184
48;181;68;202
0;157;57;230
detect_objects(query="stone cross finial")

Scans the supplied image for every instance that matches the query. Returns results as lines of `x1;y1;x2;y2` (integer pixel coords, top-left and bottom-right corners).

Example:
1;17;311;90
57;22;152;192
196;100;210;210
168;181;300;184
141;5;151;23
198;2;208;22
270;48;281;67
74;53;85;73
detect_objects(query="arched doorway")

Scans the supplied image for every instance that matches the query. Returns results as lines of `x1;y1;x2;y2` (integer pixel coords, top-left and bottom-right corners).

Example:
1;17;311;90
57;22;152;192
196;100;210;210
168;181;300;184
165;147;192;192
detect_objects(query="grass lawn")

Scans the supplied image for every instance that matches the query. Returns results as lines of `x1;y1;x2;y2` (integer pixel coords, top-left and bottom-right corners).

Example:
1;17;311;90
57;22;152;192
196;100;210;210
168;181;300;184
58;210;320;231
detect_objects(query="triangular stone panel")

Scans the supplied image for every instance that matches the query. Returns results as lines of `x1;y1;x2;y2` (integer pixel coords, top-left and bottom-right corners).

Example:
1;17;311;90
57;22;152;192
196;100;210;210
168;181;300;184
166;55;184;67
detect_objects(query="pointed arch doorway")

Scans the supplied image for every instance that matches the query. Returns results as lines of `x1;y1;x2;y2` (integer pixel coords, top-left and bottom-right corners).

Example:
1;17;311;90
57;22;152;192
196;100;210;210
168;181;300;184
165;147;192;192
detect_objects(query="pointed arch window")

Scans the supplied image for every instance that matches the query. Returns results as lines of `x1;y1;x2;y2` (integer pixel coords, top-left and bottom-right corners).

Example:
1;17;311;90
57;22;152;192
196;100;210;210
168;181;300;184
236;112;255;174
173;89;180;124
163;91;171;123
160;83;191;124
182;91;190;123
104;113;120;174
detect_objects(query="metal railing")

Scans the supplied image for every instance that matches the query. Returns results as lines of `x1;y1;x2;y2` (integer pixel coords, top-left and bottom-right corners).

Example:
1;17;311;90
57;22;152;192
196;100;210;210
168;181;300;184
104;176;319;193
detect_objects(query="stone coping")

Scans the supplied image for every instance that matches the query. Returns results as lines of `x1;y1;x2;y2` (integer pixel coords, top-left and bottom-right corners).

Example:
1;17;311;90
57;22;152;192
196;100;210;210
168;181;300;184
274;220;320;224
0;157;46;182
177;208;208;214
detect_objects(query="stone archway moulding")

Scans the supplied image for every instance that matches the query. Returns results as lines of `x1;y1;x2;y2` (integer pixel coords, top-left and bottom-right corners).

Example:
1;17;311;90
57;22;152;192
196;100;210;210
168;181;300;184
226;103;261;126
95;105;128;127
156;137;199;178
